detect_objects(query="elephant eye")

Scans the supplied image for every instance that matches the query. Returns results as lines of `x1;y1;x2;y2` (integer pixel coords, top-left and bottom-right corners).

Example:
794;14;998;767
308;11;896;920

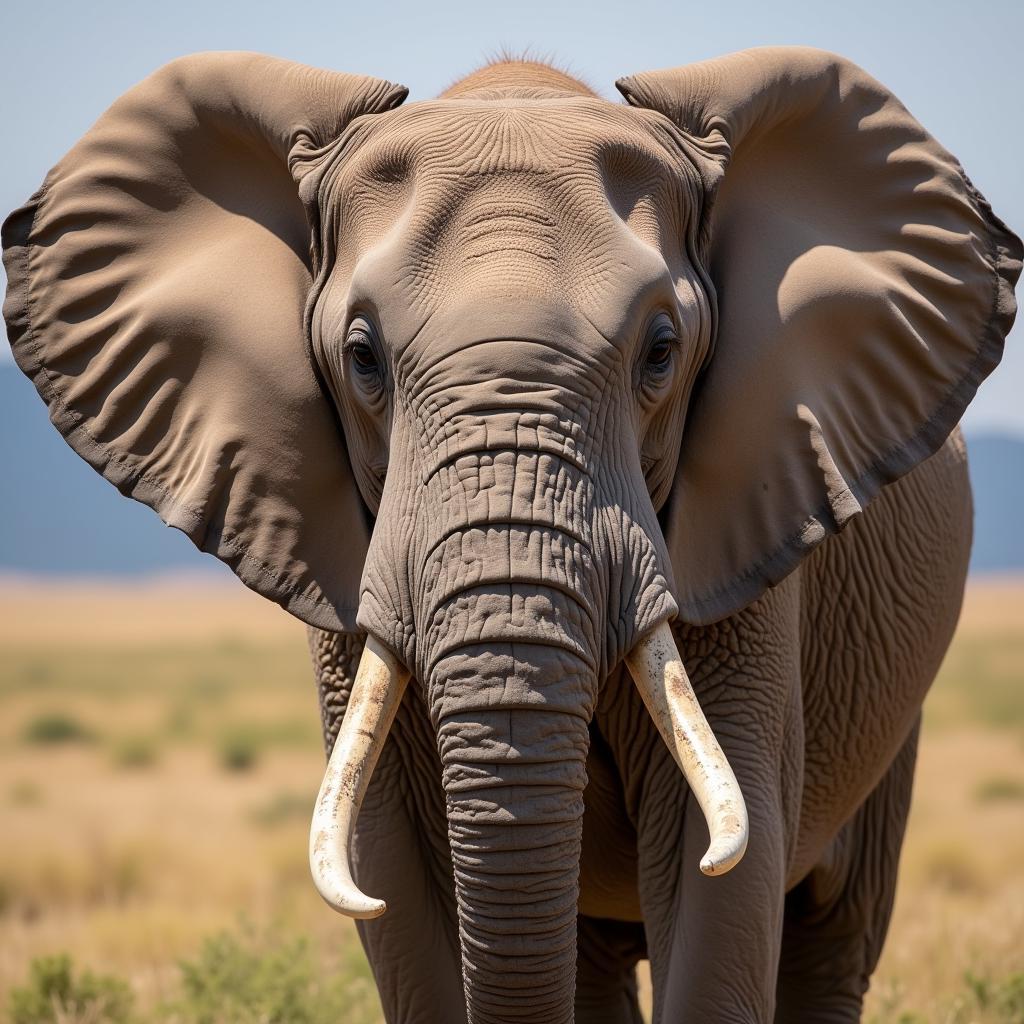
642;315;678;379
646;338;674;371
345;319;383;383
351;341;379;373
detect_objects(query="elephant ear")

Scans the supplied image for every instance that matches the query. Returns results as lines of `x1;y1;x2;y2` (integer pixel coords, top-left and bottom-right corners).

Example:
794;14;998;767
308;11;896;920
3;52;407;631
617;47;1021;624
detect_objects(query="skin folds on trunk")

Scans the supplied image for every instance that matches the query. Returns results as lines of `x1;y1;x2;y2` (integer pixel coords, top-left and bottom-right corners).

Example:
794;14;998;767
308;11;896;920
432;641;592;1024
419;494;600;1024
416;437;604;1023
354;372;678;1023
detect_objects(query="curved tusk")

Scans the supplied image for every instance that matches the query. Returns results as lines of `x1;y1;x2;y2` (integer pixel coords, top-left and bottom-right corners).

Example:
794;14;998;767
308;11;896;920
624;621;748;877
309;634;410;919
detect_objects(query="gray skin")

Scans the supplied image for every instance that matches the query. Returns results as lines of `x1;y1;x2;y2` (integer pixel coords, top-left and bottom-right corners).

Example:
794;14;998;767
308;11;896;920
311;431;968;1024
298;60;975;1022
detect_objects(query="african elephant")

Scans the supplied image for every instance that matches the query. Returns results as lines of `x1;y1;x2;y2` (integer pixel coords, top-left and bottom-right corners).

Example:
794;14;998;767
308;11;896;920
4;46;1020;1024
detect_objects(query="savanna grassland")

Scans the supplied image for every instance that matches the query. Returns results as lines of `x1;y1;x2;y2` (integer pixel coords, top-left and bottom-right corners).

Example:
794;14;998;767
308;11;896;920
0;578;1021;1023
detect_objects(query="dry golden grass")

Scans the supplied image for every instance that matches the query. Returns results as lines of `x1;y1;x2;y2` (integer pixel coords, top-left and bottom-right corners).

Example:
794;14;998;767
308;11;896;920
0;574;298;648
0;578;1020;1022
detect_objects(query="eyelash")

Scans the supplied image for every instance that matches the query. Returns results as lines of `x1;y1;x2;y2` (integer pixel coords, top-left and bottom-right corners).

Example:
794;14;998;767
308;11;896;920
641;316;679;382
344;321;383;382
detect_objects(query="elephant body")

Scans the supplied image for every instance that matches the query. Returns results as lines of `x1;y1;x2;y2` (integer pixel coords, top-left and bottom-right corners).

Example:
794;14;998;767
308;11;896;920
6;45;1018;1024
310;429;970;1023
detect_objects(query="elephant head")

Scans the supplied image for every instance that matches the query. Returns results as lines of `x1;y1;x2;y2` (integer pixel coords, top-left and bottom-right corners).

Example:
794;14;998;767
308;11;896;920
4;48;1019;1024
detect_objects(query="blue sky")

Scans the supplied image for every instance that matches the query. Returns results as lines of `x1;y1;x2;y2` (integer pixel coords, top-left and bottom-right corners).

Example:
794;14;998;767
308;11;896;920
3;0;1021;433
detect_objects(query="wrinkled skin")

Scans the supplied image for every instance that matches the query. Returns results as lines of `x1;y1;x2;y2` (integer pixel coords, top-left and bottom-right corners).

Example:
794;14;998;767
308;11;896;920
304;62;972;1024
311;432;968;1024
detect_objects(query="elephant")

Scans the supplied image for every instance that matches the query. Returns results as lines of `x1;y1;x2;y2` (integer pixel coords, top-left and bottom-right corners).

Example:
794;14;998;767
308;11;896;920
3;45;1020;1024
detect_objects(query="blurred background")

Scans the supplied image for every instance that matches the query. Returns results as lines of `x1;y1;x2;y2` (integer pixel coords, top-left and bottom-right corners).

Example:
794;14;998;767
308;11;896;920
1;1;1021;1021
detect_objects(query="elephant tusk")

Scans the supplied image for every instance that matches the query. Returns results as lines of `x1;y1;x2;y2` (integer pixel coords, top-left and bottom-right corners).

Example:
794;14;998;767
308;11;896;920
309;634;410;919
624;621;748;877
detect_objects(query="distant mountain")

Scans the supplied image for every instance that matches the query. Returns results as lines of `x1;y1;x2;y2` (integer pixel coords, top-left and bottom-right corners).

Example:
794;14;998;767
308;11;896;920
1;363;1021;577
965;434;1024;573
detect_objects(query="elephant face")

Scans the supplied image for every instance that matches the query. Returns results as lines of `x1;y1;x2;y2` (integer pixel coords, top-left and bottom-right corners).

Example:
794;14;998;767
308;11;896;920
5;49;1018;1024
315;97;710;507
308;96;713;674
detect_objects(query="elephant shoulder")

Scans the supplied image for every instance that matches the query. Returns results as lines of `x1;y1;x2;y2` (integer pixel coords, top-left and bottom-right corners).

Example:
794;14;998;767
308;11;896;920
800;428;971;622
797;427;969;767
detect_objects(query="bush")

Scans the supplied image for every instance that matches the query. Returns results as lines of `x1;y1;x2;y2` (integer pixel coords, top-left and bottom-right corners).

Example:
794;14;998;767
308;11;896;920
974;776;1024;803
871;971;1024;1023
7;931;383;1024
218;731;260;773
22;713;94;745
964;970;1024;1020
165;929;374;1024
8;954;135;1024
110;737;159;770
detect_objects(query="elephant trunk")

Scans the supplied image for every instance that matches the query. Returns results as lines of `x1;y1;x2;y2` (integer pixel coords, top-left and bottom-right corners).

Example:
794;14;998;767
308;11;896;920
340;373;745;1021
431;640;592;1024
412;439;600;1021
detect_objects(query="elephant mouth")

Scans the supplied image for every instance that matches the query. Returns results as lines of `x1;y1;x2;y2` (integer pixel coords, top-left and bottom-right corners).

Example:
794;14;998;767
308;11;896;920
308;620;748;920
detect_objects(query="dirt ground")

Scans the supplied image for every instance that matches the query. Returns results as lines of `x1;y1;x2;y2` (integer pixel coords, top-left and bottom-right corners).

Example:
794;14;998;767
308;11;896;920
0;577;1021;1022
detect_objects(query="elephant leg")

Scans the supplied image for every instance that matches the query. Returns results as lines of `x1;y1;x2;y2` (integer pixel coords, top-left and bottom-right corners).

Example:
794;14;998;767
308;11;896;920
616;585;803;1024
645;775;790;1023
774;718;921;1024
575;915;647;1024
308;629;465;1024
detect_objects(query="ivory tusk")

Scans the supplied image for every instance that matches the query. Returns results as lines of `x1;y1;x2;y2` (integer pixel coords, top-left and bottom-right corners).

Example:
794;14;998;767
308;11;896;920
624;621;749;876
309;634;410;919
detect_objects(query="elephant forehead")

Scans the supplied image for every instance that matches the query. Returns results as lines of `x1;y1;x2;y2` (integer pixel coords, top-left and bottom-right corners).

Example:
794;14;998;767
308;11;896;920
332;98;693;258
346;96;683;177
327;99;695;344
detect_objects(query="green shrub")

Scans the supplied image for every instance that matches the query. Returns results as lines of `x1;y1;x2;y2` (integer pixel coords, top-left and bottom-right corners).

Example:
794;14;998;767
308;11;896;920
111;736;159;770
215;718;319;772
22;713;94;745
165;929;376;1024
218;731;260;772
973;776;1024;803
871;970;1024;1023
964;970;1024;1019
8;954;135;1024
7;932;383;1024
